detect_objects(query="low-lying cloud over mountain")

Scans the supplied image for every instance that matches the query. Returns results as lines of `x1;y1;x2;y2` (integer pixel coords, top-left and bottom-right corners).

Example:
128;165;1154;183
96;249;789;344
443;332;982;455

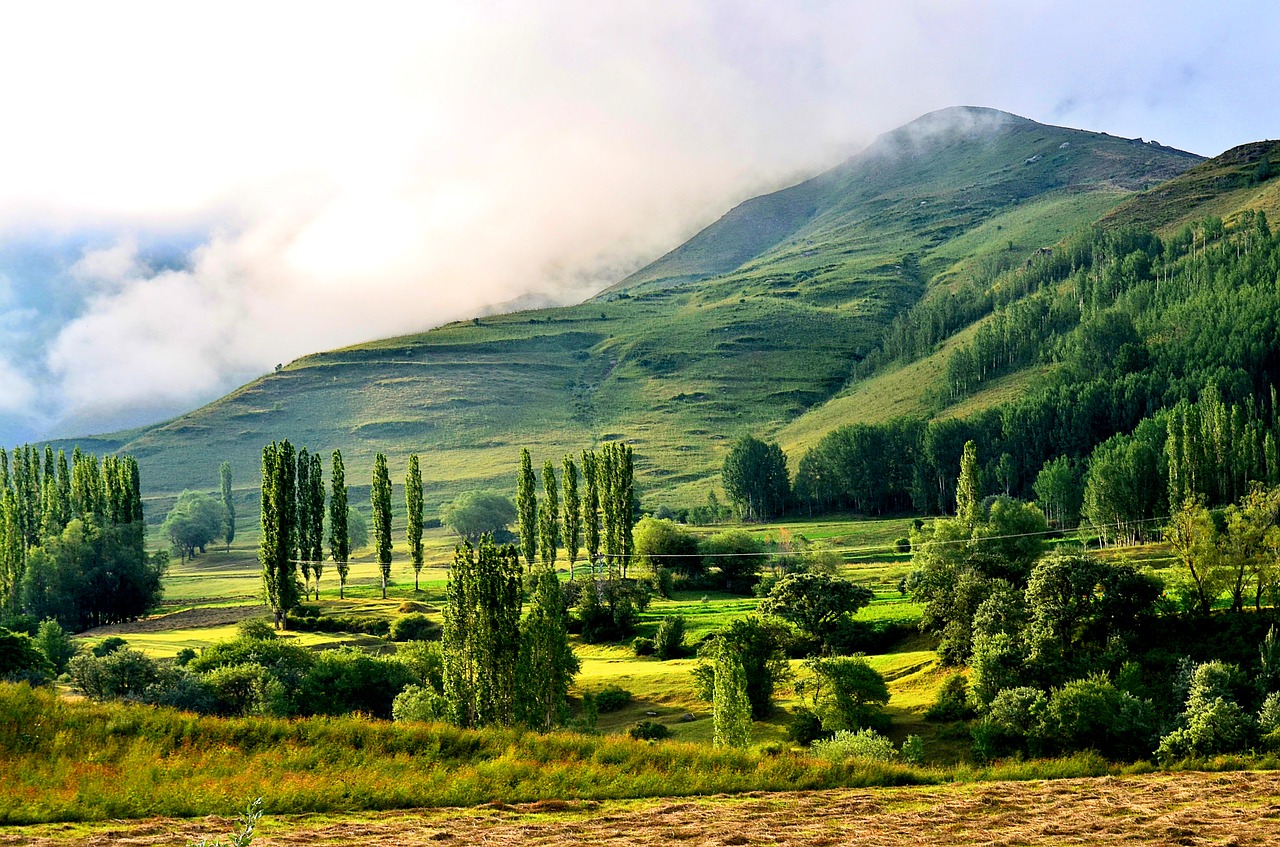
1;1;1277;442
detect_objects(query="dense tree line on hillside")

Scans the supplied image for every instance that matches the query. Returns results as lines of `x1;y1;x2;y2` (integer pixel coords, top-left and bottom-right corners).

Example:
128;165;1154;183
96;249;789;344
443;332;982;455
780;212;1280;535
0;446;160;631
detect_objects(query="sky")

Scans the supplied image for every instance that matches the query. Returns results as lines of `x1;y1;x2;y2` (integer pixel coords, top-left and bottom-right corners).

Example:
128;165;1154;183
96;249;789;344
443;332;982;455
1;0;1278;444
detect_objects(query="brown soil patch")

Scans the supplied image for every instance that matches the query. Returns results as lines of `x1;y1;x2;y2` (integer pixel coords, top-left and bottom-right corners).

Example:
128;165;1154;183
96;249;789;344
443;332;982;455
8;770;1280;846
79;604;264;636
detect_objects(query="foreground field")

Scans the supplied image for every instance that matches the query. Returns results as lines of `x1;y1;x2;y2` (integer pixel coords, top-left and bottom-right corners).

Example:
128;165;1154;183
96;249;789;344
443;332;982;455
9;770;1280;846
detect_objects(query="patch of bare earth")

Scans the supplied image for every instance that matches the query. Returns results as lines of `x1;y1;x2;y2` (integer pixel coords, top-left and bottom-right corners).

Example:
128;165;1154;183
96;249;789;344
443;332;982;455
79;604;263;636
8;771;1280;846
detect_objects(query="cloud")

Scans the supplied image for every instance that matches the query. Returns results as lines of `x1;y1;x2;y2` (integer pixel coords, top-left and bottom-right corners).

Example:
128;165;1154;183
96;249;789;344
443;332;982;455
2;1;1279;437
0;352;36;414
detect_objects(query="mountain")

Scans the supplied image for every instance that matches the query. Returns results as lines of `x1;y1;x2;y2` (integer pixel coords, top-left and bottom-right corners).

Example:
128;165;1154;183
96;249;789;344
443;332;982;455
63;108;1204;513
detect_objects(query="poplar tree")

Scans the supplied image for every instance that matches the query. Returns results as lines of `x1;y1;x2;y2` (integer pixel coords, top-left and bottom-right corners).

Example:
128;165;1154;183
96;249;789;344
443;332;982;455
956;439;982;529
0;489;21;607
712;644;752;748
306;452;324;596
406;454;424;590
515;568;579;730
296;448;314;598
260;440;301;629
582;450;601;576
372;452;393;599
539;459;559;568
442;536;522;727
220;461;235;552
55;450;71;528
516;448;537;570
329;450;350;599
562;455;581;579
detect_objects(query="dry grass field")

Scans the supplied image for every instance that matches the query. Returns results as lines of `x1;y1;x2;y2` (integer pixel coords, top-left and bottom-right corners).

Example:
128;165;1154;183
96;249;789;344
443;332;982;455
8;770;1279;846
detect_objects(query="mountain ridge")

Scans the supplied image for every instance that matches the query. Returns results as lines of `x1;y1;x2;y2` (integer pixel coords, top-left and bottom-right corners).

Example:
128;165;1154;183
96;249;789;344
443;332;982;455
53;108;1208;512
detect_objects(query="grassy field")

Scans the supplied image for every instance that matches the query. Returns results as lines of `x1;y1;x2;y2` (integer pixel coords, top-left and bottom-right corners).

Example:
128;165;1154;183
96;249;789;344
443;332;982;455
11;770;1280;846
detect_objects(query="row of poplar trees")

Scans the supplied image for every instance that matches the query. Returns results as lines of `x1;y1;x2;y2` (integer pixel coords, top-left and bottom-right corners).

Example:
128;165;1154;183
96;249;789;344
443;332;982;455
258;442;428;628
0;444;156;629
515;441;635;577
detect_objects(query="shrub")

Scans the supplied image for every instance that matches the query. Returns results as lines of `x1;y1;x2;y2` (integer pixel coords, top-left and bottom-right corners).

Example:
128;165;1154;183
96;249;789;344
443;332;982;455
701;530;765;594
1043;675;1153;760
392;684;449;722
900;734;924;766
633;517;703;575
33;620;77;675
1258;692;1280;735
0;628;52;680
894;537;911;554
295;648;416;719
92;636;128;657
189;797;263;847
805;656;890;733
389;613;441;642
395;640;445;692
236;619;277;641
69;648;159;700
147;666;215;714
594;685;632;713
785;707;829;745
654;615;686;660
204;663;287;717
629;720;672;741
575;579;641;643
925;673;975;722
810;728;898;763
286;614;390;637
632;637;655;657
174;648;198;667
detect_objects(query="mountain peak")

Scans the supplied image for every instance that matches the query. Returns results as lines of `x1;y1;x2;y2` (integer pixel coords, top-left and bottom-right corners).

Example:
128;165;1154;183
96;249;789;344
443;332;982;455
863;106;1029;159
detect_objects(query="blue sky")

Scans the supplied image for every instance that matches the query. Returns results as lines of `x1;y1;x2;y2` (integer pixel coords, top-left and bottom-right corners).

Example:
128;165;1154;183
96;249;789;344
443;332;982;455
1;0;1278;443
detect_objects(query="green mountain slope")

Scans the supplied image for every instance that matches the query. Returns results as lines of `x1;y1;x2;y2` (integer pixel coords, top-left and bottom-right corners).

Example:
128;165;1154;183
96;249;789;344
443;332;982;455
72;108;1203;513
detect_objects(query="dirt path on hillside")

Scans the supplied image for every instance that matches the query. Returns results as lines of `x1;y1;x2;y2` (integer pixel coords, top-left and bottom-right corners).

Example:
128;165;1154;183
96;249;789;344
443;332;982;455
79;604;264;636
8;770;1280;846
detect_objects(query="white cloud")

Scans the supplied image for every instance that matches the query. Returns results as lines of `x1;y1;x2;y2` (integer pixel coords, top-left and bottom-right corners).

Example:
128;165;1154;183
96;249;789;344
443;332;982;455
1;1;1278;436
0;353;36;414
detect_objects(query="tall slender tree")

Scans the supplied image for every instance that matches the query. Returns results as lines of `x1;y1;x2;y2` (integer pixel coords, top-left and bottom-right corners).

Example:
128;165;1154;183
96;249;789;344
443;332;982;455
562;455;581;580
306;452;324;596
582;450;601;576
220;461;236;552
372;452;393;599
406;454;424;591
956;439;982;530
515;568;579;730
329;450;350;599
260;440;301;629
712;643;752;748
516;448;538;570
442;536;522;727
296;448;314;598
539;459;559;568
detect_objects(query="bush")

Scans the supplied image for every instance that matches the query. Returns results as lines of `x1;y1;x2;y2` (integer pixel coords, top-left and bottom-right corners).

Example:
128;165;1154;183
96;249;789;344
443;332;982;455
1043;675;1153;760
634;517;703;575
810;728;898;763
785;707;829;746
925;673;976;722
805;656;890;733
0;628;52;680
894;537;911;554
629;720;672;741
174;647;198;667
236;619;278;640
203;663;286;717
395;640;445;692
295;648;416;719
33;620;77;675
69;648;159;700
147;666;215;714
594;685;632;713
286;614;391;637
389;613;441;642
654;616;687;660
575;579;641;643
900;734;924;766
632;637;655;656
92;636;128;657
392;684;449;722
700;530;765;594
